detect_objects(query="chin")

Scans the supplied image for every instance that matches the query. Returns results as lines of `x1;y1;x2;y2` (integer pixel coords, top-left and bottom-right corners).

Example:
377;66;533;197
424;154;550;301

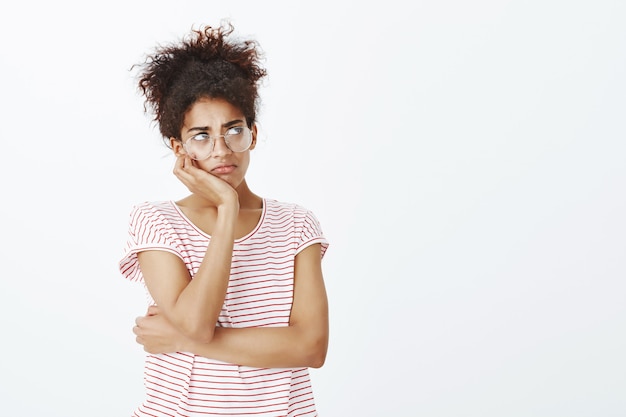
215;174;241;188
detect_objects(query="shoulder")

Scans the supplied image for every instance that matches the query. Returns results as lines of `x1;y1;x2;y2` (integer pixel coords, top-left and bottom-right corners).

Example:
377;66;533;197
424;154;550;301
264;198;325;233
127;201;178;225
264;198;316;217
129;200;174;214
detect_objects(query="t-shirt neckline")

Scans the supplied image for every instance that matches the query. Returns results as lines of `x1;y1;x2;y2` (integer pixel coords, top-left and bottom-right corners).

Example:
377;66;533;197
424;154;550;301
168;198;266;243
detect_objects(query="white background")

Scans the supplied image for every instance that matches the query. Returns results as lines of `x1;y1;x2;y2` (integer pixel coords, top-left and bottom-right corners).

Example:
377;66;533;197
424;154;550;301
0;1;624;416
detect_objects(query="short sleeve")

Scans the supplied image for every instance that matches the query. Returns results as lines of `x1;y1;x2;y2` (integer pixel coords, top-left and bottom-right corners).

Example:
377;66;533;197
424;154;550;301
295;208;329;258
119;203;184;283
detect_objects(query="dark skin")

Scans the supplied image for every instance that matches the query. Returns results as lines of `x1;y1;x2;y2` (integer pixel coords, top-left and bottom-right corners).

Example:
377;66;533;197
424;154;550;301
133;97;329;368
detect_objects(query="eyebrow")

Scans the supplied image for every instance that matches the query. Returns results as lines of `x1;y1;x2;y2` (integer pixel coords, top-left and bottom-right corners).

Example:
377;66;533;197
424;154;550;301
186;119;245;134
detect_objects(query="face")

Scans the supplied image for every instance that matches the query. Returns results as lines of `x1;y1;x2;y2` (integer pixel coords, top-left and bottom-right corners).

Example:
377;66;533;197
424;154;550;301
171;97;257;190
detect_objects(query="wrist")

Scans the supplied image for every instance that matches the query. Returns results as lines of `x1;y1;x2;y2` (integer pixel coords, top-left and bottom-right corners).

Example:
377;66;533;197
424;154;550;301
182;336;209;355
178;335;195;353
217;197;239;217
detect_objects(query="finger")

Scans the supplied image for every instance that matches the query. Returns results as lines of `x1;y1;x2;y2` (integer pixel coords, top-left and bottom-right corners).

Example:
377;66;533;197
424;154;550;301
180;154;187;169
174;155;197;182
184;155;199;173
132;325;140;336
173;154;185;174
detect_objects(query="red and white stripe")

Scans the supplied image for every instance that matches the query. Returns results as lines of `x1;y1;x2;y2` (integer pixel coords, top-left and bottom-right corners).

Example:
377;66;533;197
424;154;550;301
120;199;328;416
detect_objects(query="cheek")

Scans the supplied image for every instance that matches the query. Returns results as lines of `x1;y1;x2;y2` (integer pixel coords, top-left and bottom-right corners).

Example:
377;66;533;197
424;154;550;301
239;154;251;172
192;160;212;171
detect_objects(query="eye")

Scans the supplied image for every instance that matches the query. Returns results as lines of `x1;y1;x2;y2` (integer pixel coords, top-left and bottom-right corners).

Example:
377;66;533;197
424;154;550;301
191;133;211;141
226;126;245;136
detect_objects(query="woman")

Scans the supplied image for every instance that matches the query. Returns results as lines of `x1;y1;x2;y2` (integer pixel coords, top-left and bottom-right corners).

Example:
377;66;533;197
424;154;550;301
119;22;329;417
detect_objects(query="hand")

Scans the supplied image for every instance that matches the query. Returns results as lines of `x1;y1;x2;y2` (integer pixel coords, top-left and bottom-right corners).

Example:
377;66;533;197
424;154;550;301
173;154;239;209
133;305;191;354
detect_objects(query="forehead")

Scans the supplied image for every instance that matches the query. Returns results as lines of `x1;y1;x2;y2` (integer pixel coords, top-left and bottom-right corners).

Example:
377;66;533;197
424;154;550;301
183;97;245;128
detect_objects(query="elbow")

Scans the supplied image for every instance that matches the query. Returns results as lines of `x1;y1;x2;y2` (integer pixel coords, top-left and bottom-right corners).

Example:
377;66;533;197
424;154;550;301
179;319;215;344
303;334;328;368
192;330;215;344
192;325;216;344
308;351;326;369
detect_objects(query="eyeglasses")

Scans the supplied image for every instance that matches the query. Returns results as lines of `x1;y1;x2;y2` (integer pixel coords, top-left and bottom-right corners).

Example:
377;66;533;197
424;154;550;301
182;126;253;160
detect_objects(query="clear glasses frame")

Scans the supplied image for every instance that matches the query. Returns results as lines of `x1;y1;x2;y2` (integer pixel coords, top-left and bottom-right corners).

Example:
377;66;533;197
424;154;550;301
182;126;253;161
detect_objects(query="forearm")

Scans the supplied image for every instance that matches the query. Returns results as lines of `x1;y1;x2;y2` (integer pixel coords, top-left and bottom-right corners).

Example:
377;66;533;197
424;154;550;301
171;206;237;341
136;244;329;368
185;325;328;369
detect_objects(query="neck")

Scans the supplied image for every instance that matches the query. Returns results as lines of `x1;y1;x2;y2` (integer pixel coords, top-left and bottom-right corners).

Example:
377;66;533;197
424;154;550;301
234;179;263;210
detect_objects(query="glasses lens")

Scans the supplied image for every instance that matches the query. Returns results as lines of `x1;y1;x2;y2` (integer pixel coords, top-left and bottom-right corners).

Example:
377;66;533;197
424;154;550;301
184;134;214;160
225;127;252;152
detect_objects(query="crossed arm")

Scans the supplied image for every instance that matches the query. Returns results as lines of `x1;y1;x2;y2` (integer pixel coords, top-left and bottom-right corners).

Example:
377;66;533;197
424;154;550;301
134;243;329;369
133;154;328;369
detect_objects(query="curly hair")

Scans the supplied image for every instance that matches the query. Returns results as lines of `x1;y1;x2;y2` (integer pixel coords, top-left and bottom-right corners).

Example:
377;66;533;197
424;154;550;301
135;22;267;146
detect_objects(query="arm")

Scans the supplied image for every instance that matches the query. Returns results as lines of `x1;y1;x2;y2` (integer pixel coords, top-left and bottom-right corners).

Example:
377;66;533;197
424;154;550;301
138;155;239;342
134;243;329;368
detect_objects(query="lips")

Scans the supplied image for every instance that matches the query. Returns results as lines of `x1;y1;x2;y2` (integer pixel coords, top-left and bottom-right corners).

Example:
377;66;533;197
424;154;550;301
211;164;236;174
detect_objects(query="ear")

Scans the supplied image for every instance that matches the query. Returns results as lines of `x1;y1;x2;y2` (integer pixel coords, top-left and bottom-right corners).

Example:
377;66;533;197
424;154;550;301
170;137;185;156
249;124;258;151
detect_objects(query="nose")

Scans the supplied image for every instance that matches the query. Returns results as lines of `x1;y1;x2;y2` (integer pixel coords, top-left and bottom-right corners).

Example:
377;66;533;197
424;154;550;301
211;135;232;157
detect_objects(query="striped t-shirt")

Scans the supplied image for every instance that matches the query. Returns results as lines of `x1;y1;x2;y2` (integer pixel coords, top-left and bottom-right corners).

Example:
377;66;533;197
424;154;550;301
119;198;329;417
